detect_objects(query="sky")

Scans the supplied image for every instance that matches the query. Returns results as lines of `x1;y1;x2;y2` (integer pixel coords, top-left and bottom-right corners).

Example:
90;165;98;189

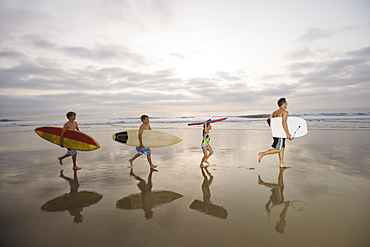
0;0;369;117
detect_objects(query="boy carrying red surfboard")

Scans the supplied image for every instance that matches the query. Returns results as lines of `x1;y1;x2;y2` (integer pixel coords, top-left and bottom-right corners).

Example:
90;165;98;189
58;112;81;170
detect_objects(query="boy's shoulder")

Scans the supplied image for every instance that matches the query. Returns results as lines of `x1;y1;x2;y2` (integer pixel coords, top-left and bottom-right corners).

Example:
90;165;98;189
64;120;77;128
140;123;151;130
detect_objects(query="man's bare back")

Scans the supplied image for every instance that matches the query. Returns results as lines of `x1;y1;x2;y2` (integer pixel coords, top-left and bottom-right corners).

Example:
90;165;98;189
269;102;291;140
271;108;289;118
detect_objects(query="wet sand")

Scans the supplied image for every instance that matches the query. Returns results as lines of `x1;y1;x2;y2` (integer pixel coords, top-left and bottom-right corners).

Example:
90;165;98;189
0;126;369;247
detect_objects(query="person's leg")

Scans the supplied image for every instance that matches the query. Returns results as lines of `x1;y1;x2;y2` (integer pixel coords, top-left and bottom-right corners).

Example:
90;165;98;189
146;153;157;168
58;154;70;165
200;146;208;168
258;148;280;162
129;153;141;167
278;148;290;168
204;145;214;163
72;154;81;170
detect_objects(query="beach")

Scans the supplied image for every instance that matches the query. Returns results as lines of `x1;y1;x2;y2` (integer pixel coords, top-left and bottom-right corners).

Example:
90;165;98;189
0;123;369;247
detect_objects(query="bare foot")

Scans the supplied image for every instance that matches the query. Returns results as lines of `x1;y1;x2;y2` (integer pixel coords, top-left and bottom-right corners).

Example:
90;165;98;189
258;152;262;163
200;164;209;168
128;159;133;168
150;164;158;169
280;164;290;168
58;157;63;165
73;166;81;170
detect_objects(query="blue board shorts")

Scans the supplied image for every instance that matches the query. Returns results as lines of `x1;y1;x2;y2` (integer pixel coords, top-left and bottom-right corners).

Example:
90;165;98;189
272;137;285;151
136;147;151;155
67;148;78;156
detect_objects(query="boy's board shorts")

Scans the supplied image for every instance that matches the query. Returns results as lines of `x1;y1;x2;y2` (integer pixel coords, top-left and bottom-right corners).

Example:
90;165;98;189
67;148;78;156
136;147;151;155
272;137;285;151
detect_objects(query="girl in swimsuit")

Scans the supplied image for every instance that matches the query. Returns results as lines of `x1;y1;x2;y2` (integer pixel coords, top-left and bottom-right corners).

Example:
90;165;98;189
200;122;214;167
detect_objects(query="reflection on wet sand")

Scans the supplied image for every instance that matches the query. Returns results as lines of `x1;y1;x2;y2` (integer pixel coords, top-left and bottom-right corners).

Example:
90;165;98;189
258;167;305;233
116;168;183;219
41;169;103;223
189;167;228;219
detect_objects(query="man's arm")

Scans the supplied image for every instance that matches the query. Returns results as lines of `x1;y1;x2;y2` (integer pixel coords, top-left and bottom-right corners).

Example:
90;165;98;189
281;112;292;140
267;114;273;126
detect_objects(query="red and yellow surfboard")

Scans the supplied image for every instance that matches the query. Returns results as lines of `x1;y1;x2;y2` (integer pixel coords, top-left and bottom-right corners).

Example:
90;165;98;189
35;126;100;151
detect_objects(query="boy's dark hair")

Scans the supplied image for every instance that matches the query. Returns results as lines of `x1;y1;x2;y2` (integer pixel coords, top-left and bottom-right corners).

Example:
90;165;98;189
277;98;286;107
141;115;149;122
66;111;76;119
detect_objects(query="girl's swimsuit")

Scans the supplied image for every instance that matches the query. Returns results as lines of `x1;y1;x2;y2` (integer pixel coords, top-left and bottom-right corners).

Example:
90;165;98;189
201;134;210;147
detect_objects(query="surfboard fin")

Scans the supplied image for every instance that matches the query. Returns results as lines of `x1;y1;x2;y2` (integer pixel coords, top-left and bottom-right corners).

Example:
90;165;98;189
291;126;301;140
115;132;128;143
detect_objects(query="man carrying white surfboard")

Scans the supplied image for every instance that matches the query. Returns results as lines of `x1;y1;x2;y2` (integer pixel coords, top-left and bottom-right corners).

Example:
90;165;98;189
128;115;157;169
258;98;292;168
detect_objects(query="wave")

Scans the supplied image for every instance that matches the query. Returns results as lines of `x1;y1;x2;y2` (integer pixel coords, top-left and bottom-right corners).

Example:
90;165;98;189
0;119;23;122
236;114;270;118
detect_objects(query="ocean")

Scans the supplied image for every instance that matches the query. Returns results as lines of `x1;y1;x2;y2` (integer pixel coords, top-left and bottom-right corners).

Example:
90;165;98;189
1;108;370;130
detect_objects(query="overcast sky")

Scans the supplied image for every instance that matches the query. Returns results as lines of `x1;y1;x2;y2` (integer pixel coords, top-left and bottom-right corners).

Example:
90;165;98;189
0;0;369;117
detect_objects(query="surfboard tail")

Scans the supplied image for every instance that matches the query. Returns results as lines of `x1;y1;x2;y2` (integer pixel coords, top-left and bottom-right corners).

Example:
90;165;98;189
114;132;128;144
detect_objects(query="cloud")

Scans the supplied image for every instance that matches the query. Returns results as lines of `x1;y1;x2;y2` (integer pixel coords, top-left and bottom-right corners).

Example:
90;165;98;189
346;46;370;57
296;27;333;42
0;62;88;90
286;48;317;59
281;45;370;108
0;90;193;117
60;44;146;64
23;34;146;65
0;50;27;59
0;60;185;93
0;3;55;35
289;58;369;88
1;0;370;117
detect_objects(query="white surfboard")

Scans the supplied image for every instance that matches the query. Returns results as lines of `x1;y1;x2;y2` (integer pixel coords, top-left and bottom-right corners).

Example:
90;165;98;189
112;130;182;147
270;117;308;138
